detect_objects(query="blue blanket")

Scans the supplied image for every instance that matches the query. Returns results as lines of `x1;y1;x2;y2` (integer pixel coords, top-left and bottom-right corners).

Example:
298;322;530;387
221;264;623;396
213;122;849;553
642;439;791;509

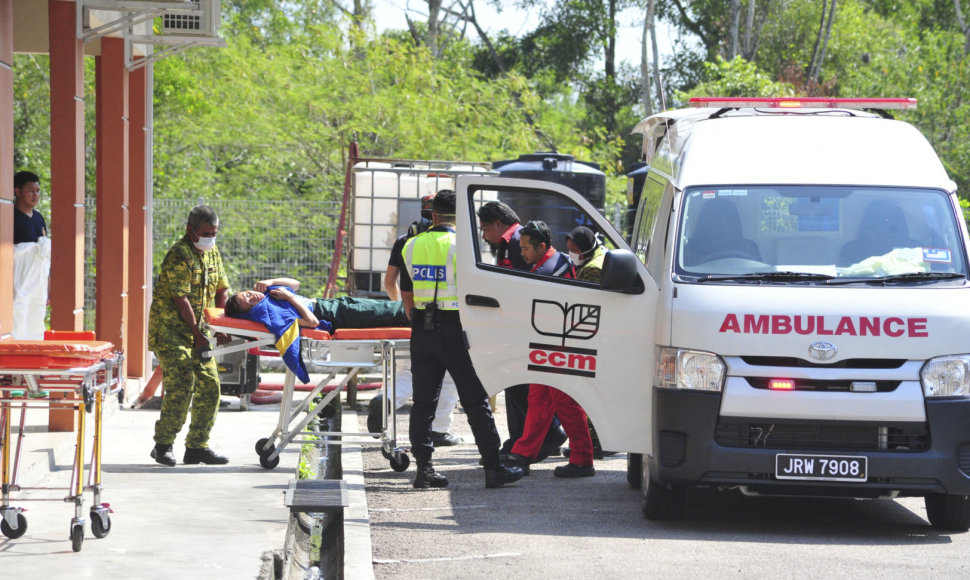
237;287;327;384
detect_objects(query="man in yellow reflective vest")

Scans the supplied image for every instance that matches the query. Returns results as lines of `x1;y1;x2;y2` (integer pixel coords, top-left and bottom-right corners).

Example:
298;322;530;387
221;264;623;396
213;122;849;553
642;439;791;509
400;190;524;489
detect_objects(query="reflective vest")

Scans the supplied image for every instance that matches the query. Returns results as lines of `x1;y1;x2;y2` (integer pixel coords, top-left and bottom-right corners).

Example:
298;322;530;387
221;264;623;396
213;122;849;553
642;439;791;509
403;228;459;311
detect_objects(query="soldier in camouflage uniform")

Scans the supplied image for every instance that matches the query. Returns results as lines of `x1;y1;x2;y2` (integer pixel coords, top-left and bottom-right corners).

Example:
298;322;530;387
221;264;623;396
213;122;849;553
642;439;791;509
149;205;231;467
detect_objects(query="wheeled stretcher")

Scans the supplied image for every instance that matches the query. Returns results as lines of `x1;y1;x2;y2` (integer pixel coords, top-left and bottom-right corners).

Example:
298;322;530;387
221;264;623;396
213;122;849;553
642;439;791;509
0;338;124;552
203;308;413;472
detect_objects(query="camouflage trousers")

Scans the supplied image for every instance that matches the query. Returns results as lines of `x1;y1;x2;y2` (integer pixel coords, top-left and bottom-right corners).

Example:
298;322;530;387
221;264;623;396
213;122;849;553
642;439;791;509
152;345;221;449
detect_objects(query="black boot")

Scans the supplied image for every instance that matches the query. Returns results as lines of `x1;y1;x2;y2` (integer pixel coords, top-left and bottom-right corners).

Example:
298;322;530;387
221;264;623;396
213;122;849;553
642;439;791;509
150;444;176;467
413;463;448;489
183;447;229;465
485;464;524;488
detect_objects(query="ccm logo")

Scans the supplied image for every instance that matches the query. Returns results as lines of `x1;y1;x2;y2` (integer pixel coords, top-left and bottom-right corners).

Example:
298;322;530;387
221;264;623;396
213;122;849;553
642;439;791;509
528;343;597;378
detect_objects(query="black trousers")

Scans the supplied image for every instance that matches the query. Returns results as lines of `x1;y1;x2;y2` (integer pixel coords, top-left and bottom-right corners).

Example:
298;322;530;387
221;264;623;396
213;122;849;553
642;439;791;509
409;311;501;470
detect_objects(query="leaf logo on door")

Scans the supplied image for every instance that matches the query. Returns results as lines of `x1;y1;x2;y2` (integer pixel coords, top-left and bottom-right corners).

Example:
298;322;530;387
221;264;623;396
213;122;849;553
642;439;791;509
531;299;601;346
528;299;600;378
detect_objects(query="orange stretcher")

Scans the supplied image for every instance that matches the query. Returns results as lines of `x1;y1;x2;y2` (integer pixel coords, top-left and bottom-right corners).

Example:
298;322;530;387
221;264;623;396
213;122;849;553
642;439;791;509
0;337;124;552
203;308;413;472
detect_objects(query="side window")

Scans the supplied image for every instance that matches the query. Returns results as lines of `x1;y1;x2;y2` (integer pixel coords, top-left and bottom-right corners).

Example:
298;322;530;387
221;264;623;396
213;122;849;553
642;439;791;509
470;184;618;285
631;174;666;264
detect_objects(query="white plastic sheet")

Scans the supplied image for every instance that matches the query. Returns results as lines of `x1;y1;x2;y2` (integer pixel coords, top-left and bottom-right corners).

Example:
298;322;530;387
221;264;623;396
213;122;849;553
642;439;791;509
13;236;51;339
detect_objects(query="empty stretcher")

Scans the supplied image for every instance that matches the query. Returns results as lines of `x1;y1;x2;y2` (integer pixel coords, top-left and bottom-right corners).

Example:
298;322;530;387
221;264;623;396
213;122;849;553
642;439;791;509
0;337;124;552
203;308;413;472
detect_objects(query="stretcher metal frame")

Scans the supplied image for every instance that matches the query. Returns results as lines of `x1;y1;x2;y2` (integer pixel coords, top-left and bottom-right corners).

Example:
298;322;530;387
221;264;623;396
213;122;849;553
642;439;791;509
0;346;124;552
204;310;411;472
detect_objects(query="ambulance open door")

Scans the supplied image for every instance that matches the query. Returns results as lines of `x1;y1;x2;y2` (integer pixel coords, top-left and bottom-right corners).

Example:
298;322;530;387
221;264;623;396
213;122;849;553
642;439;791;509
455;176;659;454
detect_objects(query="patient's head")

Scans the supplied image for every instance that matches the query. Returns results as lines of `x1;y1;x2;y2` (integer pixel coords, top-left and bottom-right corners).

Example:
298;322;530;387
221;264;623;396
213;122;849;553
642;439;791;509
225;290;264;316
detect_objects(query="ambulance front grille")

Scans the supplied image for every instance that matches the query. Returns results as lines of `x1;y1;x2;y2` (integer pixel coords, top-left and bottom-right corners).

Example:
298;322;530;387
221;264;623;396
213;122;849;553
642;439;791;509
744;377;901;392
715;419;929;452
741;356;906;369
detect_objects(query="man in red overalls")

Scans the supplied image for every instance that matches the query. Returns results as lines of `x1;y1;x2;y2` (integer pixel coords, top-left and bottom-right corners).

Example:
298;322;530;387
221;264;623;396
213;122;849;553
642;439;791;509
505;221;595;478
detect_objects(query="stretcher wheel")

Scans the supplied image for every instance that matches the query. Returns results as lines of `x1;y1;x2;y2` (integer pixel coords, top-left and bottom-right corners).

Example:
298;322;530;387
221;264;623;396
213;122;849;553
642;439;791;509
389;453;410;472
259;445;281;469
1;513;27;539
381;447;393;461
255;437;271;455
91;513;111;538
71;523;84;552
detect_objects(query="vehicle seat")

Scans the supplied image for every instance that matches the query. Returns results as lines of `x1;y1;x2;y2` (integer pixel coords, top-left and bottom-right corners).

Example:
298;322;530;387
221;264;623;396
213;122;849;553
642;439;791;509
683;198;761;266
838;201;922;266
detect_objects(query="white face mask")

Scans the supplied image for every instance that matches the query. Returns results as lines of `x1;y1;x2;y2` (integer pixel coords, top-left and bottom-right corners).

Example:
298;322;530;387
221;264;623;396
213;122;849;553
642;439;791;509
193;236;216;252
568;251;583;265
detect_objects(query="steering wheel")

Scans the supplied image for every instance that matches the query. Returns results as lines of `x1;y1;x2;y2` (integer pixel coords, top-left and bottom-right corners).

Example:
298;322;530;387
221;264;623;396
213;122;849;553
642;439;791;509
703;250;755;262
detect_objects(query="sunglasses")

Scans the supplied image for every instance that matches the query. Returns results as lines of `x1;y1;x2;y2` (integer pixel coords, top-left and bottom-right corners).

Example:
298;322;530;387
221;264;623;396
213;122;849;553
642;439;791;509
521;221;549;245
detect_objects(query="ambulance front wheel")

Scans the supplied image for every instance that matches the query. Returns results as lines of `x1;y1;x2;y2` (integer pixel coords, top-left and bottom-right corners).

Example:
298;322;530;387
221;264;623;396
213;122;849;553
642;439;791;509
640;457;685;520
925;493;970;531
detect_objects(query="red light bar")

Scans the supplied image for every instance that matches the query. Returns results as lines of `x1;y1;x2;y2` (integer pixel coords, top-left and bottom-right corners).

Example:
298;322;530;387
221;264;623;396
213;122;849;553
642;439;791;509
689;97;917;110
768;379;796;391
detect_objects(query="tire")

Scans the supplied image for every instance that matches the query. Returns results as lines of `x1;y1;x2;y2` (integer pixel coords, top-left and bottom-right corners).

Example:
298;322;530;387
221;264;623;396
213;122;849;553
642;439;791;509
640;456;686;520
71;523;84;552
259;444;281;469
0;513;27;539
925;493;970;531
627;453;643;489
381;447;394;461
255;437;271;455
390;453;410;472
91;513;111;538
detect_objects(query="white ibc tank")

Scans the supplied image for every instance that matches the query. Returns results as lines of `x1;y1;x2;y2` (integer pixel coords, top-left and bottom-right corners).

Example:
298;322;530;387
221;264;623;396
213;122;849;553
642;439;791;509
350;161;492;293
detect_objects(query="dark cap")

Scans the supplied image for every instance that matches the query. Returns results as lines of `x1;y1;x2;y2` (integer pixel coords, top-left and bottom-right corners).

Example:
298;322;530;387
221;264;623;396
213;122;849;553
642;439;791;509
567;226;598;254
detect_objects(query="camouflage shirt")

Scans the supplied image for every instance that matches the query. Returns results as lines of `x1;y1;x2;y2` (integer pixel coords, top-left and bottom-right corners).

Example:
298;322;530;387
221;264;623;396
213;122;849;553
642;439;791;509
148;235;230;351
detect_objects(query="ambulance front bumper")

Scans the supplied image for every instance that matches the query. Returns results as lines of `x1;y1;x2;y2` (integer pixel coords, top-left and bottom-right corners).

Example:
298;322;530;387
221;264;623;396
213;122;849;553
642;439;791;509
652;389;970;497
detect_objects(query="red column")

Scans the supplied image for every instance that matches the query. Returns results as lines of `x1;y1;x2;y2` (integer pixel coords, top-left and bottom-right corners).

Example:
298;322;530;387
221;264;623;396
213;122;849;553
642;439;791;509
48;0;86;332
127;63;148;378
95;38;129;367
0;0;14;335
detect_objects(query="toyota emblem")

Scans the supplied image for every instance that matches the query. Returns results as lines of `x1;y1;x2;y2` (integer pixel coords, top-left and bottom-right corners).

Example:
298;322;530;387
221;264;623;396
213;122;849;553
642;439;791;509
808;341;837;361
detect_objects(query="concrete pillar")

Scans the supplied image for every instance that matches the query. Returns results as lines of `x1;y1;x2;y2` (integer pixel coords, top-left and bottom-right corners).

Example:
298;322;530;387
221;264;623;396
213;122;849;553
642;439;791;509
95;37;129;366
48;0;86;332
127;63;148;378
0;0;14;336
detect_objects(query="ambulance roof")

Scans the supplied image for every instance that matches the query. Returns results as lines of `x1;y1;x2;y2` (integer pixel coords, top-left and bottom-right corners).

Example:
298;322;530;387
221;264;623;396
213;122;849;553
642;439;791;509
632;108;955;192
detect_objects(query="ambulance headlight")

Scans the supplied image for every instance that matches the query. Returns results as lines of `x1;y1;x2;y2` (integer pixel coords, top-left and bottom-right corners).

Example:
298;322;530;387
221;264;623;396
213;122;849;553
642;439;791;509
655;347;725;391
920;355;970;397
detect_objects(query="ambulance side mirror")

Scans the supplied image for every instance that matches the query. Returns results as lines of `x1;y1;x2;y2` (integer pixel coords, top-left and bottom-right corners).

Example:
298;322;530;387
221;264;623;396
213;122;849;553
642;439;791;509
600;249;644;294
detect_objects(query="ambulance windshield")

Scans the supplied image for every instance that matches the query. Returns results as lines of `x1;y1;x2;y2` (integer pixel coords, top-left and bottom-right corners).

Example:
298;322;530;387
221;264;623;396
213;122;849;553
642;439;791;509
675;186;968;283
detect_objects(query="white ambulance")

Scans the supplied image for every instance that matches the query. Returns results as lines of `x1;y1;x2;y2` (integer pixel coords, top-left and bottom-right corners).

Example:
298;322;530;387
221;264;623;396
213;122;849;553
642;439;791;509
454;97;970;530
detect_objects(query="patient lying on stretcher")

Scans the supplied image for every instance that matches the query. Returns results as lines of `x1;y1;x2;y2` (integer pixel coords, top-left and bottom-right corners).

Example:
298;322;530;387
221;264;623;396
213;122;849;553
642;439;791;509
223;278;408;384
224;277;409;332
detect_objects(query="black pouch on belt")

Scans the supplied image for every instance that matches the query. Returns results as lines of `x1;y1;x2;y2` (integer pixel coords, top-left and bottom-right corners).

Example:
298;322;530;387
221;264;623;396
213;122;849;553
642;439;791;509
422;303;437;331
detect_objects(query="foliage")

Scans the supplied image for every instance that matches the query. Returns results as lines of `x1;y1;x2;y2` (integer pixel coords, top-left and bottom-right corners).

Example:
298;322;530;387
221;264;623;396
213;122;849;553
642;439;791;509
675;56;795;105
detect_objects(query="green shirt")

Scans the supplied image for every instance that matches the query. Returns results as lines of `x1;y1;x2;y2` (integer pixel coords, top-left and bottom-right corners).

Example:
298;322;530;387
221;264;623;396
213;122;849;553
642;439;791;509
148;235;230;351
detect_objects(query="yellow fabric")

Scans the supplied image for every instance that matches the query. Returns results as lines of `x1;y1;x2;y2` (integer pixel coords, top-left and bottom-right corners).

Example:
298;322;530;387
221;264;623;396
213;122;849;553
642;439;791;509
275;320;301;357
